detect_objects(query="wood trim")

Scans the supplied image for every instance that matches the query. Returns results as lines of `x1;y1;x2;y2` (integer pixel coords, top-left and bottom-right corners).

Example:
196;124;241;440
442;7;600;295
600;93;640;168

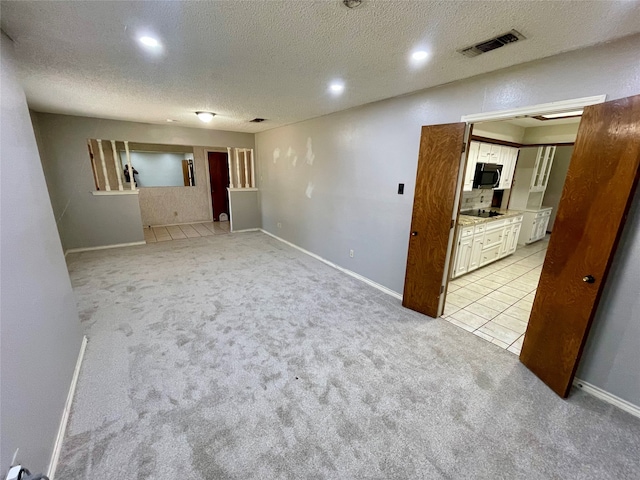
470;135;521;148
471;135;575;149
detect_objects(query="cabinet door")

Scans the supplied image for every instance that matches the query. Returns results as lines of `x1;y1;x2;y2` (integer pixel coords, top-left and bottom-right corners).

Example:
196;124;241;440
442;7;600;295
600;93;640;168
468;235;484;271
501;147;519;189
490;144;503;165
464;142;480;191
509;224;521;253
540;146;556;190
500;225;512;257
454;237;473;276
477;143;493;163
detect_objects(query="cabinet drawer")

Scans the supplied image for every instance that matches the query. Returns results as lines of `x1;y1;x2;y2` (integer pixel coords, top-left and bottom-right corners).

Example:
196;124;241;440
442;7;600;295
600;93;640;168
483;229;503;248
514;215;523;223
474;224;485;234
460;226;474;238
480;245;501;266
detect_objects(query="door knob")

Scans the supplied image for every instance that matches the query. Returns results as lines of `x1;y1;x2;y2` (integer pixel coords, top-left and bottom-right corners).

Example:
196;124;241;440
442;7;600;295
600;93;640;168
583;275;595;284
411;231;418;237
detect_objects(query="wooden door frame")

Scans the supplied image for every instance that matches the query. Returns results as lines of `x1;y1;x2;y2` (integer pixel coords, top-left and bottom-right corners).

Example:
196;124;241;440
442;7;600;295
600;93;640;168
205;147;230;222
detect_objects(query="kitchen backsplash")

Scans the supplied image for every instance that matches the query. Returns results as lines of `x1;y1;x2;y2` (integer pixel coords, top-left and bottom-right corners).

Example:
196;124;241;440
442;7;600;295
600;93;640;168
461;189;493;210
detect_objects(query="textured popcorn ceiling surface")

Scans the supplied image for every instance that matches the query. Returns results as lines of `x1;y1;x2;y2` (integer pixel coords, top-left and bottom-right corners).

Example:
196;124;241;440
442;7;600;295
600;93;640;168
2;1;640;133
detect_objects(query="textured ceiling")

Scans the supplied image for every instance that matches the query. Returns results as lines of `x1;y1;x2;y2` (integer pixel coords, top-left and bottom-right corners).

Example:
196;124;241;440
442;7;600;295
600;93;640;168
2;1;640;133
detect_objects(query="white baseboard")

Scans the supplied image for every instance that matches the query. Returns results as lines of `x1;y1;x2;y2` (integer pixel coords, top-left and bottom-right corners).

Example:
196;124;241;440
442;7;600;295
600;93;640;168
146;220;221;228
48;335;88;479
232;228;260;233
573;377;640;419
65;241;146;255
260;229;403;301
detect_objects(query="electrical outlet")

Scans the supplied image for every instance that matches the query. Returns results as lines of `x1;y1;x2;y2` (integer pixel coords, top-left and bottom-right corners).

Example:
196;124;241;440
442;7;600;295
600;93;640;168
277;222;282;228
349;249;354;258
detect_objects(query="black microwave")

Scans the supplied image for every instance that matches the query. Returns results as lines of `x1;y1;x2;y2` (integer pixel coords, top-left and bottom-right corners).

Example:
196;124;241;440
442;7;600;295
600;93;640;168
473;163;503;189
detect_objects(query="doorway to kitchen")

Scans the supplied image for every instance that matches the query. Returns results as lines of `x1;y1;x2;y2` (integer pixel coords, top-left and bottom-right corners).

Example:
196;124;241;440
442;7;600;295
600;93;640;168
402;94;640;397
443;116;579;355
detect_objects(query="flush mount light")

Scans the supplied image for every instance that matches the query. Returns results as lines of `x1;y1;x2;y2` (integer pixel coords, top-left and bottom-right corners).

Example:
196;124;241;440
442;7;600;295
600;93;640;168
329;82;345;95
166;119;177;123
139;36;160;48
196;111;215;123
411;50;429;61
538;110;584;120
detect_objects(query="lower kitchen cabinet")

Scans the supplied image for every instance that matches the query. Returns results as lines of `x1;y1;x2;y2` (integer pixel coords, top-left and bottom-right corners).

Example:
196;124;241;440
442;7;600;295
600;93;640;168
452;214;524;279
518;208;552;245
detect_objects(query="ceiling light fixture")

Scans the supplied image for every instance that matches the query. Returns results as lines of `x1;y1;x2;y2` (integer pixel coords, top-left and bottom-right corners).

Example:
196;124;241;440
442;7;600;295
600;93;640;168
343;0;363;8
411;51;429;61
196;111;215;123
139;36;160;48
539;110;584;119
166;119;177;122
329;82;345;95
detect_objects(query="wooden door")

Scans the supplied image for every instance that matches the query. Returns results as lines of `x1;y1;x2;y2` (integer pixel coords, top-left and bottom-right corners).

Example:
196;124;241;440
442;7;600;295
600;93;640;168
403;123;467;318
207;152;230;221
520;94;640;397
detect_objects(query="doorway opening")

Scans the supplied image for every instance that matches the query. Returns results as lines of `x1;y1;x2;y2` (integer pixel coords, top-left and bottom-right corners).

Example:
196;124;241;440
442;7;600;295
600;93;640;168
443;115;580;355
403;94;640;397
208;151;231;223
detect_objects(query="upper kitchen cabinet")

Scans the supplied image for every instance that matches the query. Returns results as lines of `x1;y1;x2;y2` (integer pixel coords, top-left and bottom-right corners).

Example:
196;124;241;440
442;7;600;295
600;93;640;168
509;145;557;210
463;141;518;191
530;146;556;192
498;146;519;189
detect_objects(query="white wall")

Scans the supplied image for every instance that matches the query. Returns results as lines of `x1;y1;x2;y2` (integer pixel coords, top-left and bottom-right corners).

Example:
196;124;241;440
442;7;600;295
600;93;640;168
35;113;254;249
256;34;640;407
522;122;580;144
1;34;83;474
473;122;525;143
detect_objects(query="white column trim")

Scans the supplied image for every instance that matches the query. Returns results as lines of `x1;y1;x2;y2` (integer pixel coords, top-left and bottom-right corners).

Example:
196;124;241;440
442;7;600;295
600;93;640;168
250;149;256;188
235;147;241;189
110;140;124;191
96;139;111;191
124;140;135;190
227;147;234;188
243;149;249;188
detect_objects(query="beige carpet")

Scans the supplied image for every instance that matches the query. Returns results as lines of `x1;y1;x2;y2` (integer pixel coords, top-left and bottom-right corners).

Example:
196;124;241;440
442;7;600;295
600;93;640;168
58;232;640;479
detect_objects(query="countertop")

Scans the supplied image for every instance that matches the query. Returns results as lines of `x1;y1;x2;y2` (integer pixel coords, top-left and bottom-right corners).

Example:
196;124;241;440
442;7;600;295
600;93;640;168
458;209;524;227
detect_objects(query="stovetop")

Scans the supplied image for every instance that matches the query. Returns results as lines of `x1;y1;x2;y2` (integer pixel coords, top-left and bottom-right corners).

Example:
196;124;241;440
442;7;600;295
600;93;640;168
461;209;504;218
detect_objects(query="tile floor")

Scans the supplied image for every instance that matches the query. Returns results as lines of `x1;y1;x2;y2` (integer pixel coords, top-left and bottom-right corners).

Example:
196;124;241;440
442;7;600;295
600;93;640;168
443;235;550;355
143;221;230;243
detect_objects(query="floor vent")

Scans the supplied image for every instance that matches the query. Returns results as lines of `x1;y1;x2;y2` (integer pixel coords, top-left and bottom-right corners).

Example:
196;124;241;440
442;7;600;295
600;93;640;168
458;30;525;58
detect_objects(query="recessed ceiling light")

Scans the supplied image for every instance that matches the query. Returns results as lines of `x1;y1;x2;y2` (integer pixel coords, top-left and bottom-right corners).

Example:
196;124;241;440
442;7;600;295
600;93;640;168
329;82;345;95
166;119;177;122
196;111;215;123
412;50;429;61
139;36;160;48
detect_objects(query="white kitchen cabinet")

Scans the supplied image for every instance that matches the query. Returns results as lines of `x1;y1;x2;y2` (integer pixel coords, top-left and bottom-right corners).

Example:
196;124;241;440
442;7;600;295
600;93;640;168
468;231;484;272
530;146;556;192
453;227;473;277
463;141;480;192
498;146;519;190
477;143;502;164
518;208;552;245
452;215;523;278
509;223;521;254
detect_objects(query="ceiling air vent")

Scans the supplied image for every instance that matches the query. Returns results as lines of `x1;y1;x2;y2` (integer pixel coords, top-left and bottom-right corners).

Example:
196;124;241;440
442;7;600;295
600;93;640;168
250;118;266;123
458;30;525;58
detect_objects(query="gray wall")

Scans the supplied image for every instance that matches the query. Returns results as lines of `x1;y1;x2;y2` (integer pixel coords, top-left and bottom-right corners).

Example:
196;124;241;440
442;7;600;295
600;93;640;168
542;146;574;232
256;34;640;407
34;113;254;250
1;34;83;474
229;190;261;231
